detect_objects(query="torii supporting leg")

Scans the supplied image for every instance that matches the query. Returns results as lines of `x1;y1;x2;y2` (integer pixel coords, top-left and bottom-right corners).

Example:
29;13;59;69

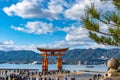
57;58;62;71
42;58;48;73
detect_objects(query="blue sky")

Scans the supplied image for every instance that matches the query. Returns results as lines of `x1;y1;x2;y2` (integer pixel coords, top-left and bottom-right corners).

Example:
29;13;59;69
0;0;116;51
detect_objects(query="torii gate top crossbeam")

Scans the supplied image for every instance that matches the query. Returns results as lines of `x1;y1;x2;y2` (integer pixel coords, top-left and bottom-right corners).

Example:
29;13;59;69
40;54;65;56
37;47;69;52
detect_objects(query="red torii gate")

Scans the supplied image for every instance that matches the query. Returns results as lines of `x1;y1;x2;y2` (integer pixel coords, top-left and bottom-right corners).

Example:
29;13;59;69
37;48;69;73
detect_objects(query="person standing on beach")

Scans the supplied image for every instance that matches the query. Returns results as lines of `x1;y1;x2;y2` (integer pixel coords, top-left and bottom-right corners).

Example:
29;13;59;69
65;77;67;80
5;70;7;76
93;74;97;80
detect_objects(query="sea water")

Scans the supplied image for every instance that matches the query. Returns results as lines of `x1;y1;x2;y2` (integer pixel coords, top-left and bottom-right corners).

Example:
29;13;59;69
0;64;107;72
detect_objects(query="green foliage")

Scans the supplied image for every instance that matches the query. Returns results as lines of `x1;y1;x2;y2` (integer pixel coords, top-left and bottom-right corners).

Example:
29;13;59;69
81;0;120;46
113;0;120;10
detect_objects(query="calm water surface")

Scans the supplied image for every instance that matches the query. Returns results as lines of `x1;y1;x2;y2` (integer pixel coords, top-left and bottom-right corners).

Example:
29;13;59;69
0;64;107;72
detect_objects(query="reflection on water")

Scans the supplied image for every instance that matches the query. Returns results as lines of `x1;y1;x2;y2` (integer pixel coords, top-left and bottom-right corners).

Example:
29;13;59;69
0;64;107;72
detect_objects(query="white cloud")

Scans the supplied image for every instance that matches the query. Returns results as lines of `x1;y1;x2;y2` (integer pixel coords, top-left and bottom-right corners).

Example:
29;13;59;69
48;0;64;14
3;0;68;19
64;0;88;20
3;0;62;19
61;25;92;42
36;40;116;50
0;40;14;45
87;43;118;49
11;21;53;34
0;40;37;51
0;44;37;51
64;0;115;20
61;25;95;48
37;40;92;49
15;44;37;51
3;0;115;20
0;40;116;52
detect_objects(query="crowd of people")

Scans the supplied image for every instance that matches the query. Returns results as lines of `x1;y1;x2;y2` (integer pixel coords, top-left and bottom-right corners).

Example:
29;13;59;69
0;69;72;80
0;69;34;80
0;69;103;80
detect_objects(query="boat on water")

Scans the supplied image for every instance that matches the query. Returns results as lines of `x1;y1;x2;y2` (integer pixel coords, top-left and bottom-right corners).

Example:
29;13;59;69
86;65;94;68
32;61;41;64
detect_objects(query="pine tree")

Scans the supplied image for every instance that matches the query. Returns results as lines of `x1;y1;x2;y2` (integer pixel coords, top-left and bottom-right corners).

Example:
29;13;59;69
81;0;120;46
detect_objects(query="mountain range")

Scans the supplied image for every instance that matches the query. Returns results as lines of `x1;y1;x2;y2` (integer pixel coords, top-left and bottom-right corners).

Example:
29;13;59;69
0;48;120;64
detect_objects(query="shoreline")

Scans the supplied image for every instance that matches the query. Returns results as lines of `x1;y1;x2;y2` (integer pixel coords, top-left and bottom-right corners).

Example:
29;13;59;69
0;69;104;80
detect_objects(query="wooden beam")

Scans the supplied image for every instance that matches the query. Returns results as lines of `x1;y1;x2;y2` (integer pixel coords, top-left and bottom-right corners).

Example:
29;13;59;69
37;47;69;52
40;54;65;56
